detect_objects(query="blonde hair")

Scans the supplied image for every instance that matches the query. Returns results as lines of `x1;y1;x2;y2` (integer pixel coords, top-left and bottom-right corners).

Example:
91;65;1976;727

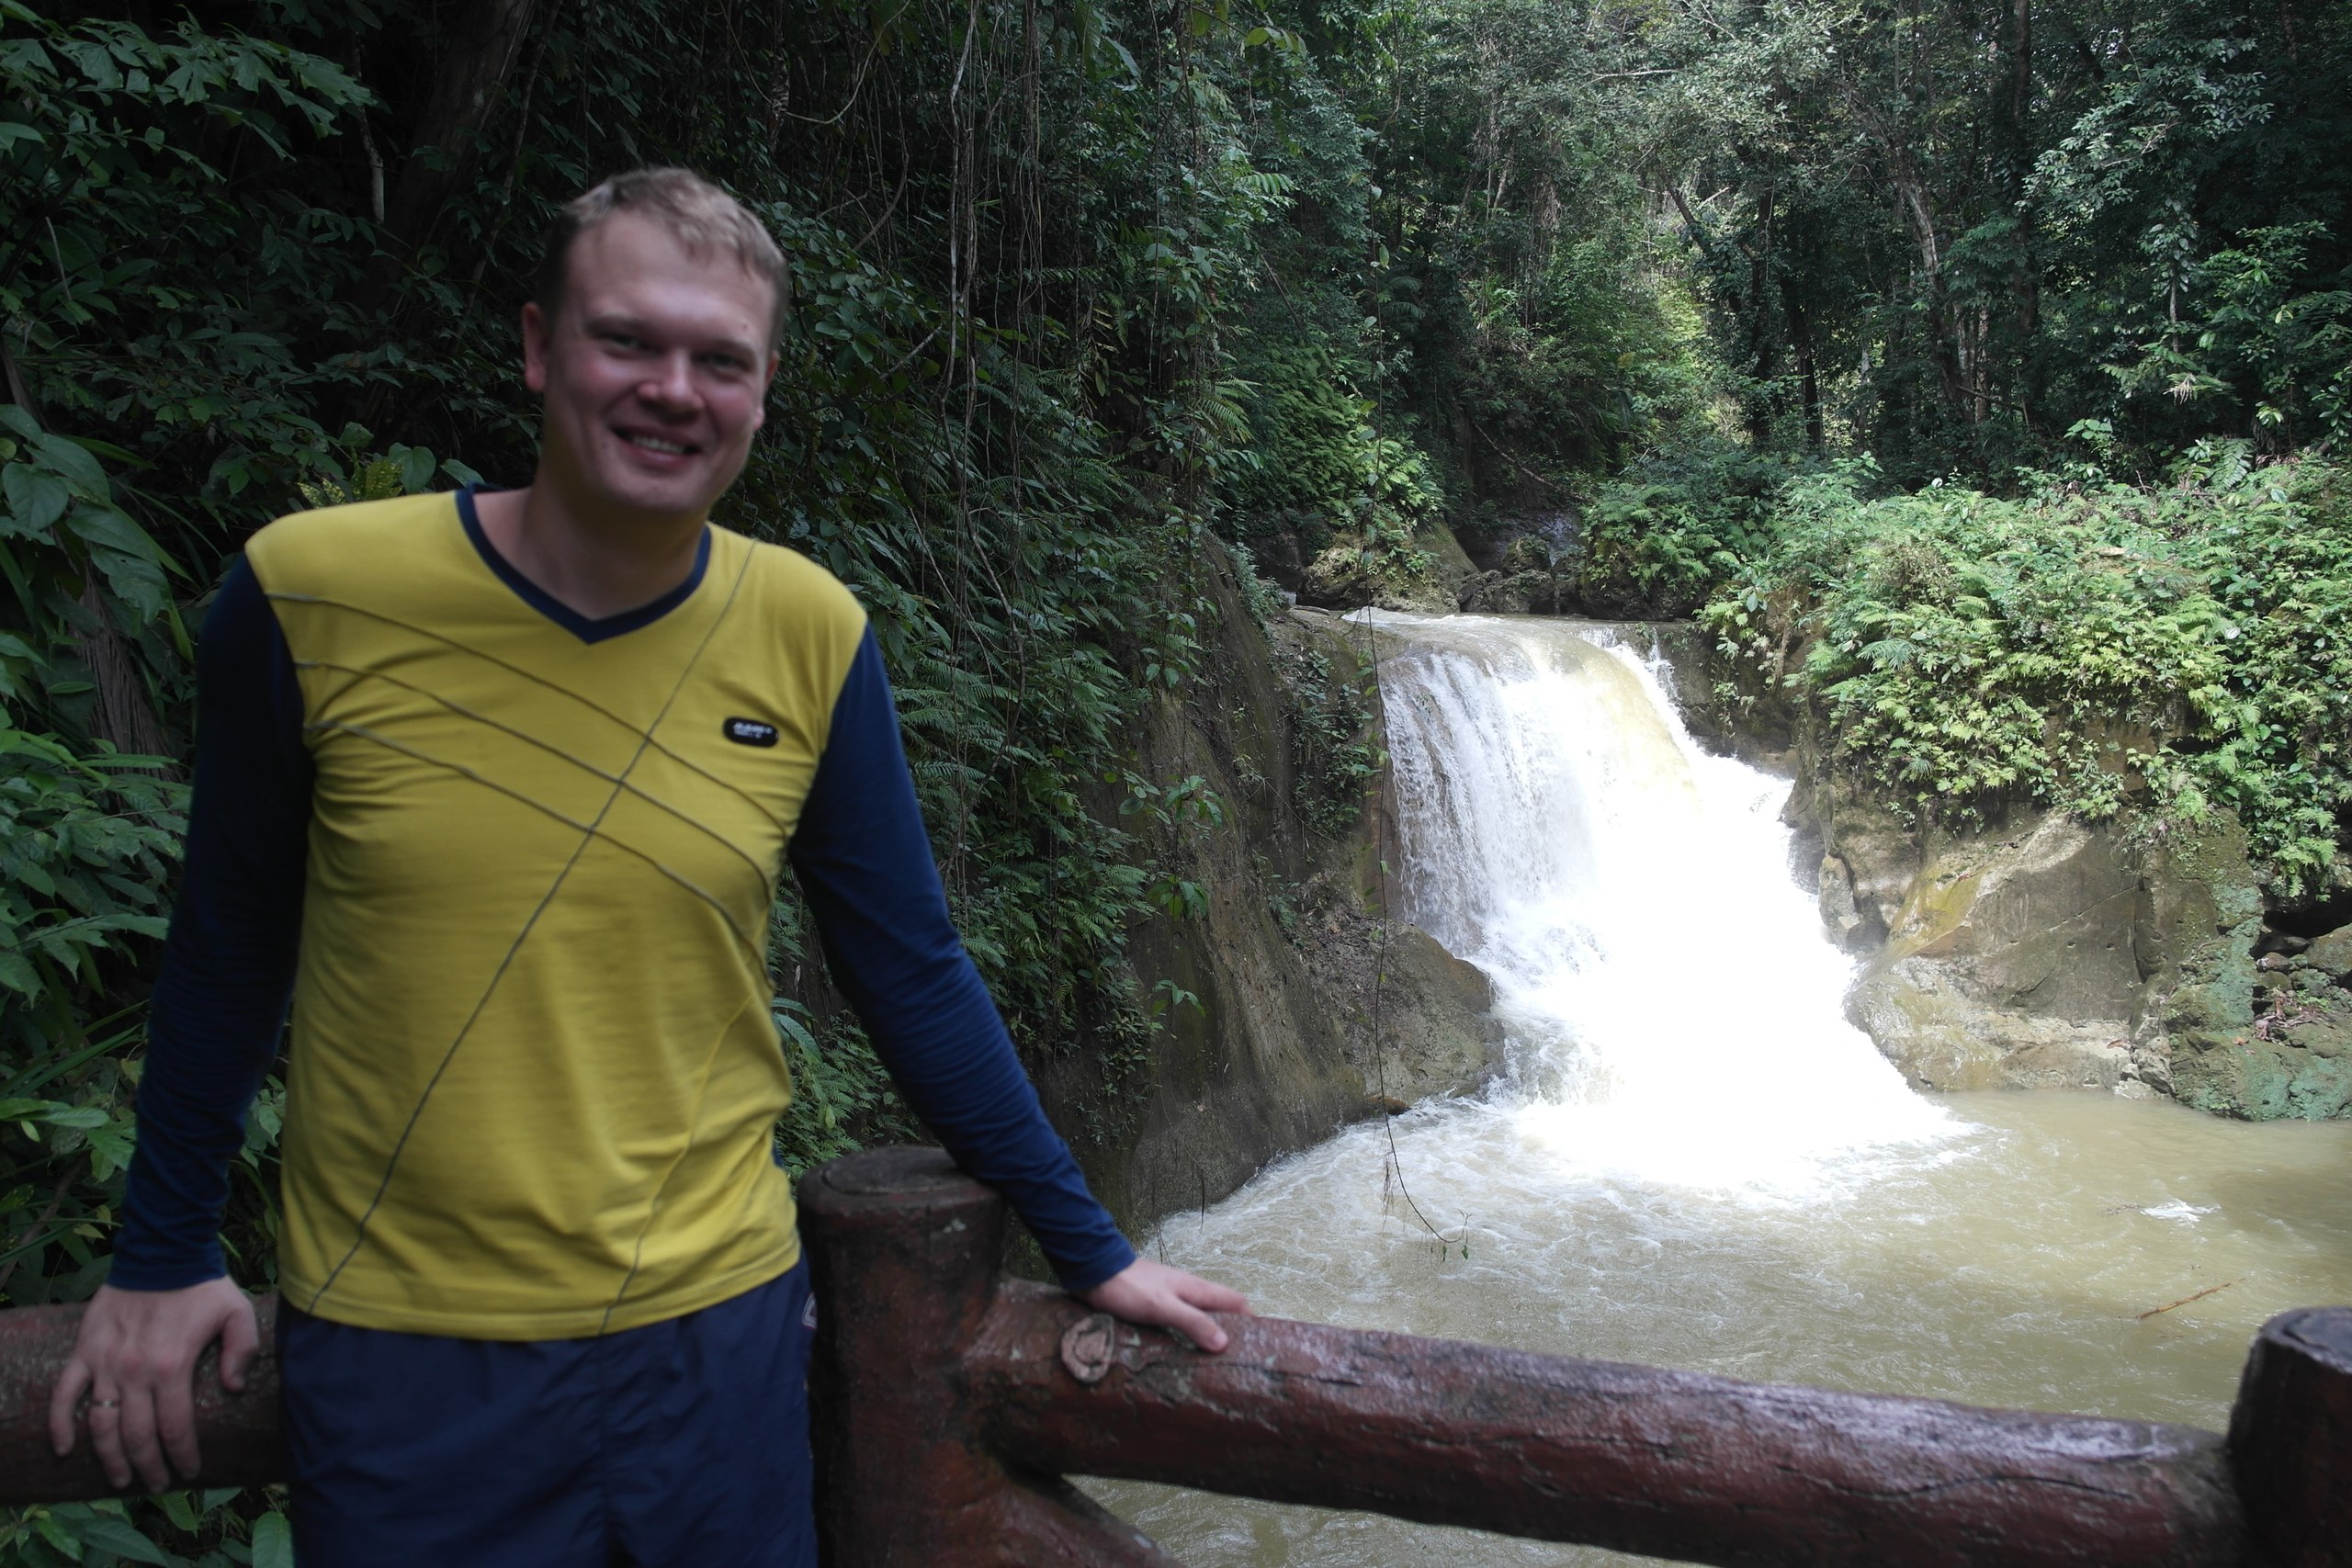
535;167;792;345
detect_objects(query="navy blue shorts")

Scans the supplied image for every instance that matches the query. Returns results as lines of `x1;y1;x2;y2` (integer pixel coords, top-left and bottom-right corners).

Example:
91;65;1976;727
278;1264;817;1567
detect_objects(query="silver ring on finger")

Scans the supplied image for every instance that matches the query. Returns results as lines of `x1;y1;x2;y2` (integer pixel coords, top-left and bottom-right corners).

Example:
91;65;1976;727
86;1396;122;1411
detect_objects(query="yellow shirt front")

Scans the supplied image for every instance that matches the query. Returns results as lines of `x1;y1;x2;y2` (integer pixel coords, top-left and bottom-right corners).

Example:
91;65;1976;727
246;491;865;1337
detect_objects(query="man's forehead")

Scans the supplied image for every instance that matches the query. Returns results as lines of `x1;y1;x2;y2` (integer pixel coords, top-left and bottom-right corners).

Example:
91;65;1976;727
566;215;776;331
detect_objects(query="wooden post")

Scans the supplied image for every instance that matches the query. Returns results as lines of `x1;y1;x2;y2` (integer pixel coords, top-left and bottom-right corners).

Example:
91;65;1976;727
2226;1305;2352;1566
0;1294;282;1503
794;1146;1178;1567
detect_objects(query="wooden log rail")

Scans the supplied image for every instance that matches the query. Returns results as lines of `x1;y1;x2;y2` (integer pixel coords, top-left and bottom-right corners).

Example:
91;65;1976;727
2;1145;2346;1568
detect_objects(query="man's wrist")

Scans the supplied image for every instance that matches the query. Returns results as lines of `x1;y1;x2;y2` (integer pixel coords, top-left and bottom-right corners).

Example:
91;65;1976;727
102;1244;231;1293
1055;1239;1139;1295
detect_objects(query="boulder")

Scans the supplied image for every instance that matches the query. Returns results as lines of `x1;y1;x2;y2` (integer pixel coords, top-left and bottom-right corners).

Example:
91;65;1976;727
1500;534;1553;574
1848;814;2141;1091
1815;797;1918;953
1351;923;1509;1105
1457;569;1560;615
2304;923;2352;983
1298;526;1476;614
1832;804;2347;1120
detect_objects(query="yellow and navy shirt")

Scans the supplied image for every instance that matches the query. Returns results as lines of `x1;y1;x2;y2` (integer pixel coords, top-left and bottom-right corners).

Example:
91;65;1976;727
113;490;1132;1337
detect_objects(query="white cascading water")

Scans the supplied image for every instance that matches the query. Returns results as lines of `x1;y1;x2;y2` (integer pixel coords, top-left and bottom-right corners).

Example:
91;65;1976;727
1093;612;2352;1568
1374;614;1954;1195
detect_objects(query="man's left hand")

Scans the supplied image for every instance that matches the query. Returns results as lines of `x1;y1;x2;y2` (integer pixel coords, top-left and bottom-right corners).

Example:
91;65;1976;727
1078;1258;1250;1352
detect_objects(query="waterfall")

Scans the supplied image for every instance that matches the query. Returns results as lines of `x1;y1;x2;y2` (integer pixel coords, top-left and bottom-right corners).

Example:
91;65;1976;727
1370;612;1954;1197
1095;613;2352;1568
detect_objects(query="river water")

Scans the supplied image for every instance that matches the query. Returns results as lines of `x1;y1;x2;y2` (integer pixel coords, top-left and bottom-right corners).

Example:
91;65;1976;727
1089;613;2352;1567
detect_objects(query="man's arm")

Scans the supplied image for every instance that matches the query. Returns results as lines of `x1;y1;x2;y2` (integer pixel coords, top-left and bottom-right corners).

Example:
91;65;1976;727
49;557;312;1488
787;631;1246;1348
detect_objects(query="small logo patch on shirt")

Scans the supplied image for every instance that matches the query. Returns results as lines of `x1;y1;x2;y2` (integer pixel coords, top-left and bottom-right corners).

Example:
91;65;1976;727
723;717;780;748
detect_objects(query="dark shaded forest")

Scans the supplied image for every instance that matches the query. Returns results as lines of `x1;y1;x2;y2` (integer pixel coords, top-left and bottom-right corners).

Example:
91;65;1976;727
2;0;2346;1556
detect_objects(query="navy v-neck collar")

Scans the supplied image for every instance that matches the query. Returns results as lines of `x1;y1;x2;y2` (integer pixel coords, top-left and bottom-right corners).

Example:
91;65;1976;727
457;485;711;645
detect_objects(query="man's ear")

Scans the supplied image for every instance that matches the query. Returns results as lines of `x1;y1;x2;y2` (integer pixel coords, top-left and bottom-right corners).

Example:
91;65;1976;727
521;301;551;394
749;352;781;432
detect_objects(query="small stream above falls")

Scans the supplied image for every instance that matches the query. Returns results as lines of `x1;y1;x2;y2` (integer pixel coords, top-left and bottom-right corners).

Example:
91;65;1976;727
1090;613;2352;1568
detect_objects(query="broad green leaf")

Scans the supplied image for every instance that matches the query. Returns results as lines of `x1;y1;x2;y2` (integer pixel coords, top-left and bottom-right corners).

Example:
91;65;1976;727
30;433;110;495
65;504;169;563
3;463;71;533
67;1514;173;1565
249;1511;294;1568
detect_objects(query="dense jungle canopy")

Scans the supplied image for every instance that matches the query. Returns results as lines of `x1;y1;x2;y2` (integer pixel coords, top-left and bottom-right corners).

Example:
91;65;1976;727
2;0;2347;1555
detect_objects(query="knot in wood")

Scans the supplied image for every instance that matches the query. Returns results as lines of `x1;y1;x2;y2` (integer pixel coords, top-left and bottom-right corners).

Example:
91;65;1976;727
1060;1313;1118;1385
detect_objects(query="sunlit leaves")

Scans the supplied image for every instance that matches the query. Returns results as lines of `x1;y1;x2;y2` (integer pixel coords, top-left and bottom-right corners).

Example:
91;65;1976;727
1702;456;2352;891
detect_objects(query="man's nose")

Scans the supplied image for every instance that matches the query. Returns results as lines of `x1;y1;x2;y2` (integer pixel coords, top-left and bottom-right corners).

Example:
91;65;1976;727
639;352;699;412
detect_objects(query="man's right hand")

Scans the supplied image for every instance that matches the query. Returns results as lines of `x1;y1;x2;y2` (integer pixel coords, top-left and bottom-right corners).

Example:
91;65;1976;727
47;1277;260;1492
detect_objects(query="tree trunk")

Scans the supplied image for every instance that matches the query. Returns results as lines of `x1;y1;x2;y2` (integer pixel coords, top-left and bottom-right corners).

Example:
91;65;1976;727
1785;286;1823;450
380;0;542;256
74;580;173;763
1891;173;1966;414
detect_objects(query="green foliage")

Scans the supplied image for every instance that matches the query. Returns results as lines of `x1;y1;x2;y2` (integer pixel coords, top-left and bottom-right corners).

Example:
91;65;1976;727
1573;441;1804;615
2101;222;2352;450
1283;643;1384;838
1237;344;1442;537
1704;452;2352;891
770;1003;921;1176
1;1492;292;1568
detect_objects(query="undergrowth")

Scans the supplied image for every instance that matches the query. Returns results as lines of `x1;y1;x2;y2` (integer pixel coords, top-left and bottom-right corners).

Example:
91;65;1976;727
1701;444;2352;894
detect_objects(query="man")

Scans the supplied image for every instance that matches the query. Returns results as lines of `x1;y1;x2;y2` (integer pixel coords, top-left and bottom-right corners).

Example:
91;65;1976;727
50;167;1245;1564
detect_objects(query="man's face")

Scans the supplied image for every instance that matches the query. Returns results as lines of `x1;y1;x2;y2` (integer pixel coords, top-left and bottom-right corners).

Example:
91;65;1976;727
523;212;779;525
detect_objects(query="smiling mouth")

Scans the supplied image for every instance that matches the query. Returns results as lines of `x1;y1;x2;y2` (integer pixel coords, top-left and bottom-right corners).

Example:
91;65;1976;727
620;430;698;457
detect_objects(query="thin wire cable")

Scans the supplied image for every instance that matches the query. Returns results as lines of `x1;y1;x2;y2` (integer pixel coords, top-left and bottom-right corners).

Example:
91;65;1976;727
1358;239;1452;1250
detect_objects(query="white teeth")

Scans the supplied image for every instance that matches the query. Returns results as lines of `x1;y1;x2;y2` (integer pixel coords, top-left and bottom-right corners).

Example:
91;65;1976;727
625;433;690;455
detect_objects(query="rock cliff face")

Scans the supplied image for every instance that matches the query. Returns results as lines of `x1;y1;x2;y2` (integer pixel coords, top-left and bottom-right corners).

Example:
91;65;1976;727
1817;804;2346;1122
1037;549;1505;1238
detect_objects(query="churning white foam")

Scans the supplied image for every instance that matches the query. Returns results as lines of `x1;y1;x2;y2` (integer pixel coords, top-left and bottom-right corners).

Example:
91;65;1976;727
1363;612;1956;1199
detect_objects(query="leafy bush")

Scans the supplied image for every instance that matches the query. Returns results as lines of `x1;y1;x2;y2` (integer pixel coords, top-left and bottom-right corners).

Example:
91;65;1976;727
1283;643;1385;839
1232;342;1445;582
1704;448;2352;893
1572;441;1804;615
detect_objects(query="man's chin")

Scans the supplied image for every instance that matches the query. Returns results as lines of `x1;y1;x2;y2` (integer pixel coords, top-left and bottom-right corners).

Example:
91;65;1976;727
582;468;726;525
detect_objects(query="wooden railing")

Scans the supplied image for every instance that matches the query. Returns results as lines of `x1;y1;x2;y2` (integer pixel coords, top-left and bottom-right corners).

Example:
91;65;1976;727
3;1145;2346;1566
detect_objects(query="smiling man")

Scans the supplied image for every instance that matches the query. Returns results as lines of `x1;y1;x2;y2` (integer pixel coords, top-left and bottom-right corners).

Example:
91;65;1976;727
50;168;1244;1565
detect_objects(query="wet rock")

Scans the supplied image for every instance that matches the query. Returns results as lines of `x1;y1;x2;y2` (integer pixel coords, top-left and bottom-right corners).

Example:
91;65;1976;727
1299;525;1476;614
2304;923;2352;983
1500;535;1553;574
2134;829;2352;1119
1815;798;1917;952
1847;957;2133;1091
1353;924;1509;1104
1458;569;1560;615
1849;815;2142;1092
1417;523;1483;605
1818;854;1871;951
1829;803;2347;1120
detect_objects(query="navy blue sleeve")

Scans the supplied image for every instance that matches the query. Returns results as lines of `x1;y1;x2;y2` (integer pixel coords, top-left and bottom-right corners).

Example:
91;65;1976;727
788;631;1136;1292
110;557;312;1290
